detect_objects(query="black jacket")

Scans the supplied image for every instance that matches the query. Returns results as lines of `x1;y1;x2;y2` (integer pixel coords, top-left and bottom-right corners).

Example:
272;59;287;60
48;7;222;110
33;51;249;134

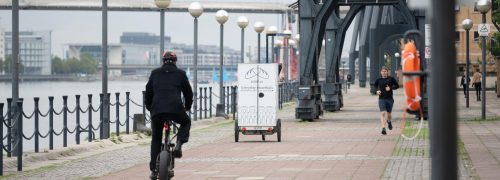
460;76;471;87
374;76;399;99
145;64;193;117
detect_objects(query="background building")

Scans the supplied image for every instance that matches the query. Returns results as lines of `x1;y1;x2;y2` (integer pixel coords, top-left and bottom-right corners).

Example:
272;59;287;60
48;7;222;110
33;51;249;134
4;31;52;75
66;32;240;82
456;5;497;74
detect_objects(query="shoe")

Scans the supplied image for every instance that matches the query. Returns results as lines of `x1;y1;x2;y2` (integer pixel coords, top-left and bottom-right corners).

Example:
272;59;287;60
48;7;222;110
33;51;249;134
381;128;387;135
173;141;183;158
150;171;158;180
387;121;393;130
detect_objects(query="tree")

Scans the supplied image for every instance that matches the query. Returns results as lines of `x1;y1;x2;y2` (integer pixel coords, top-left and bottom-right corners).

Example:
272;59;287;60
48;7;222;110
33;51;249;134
51;54;98;75
51;56;70;74
0;58;3;74
2;55;26;74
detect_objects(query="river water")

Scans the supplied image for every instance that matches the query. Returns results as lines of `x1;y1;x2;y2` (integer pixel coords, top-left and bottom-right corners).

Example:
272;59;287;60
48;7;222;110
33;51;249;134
0;80;232;152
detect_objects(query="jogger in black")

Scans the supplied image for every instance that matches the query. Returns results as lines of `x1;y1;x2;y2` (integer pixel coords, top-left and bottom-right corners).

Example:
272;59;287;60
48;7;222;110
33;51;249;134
374;66;399;135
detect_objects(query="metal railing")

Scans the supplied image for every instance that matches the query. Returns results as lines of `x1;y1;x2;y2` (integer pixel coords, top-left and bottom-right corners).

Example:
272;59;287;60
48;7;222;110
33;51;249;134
0;82;294;175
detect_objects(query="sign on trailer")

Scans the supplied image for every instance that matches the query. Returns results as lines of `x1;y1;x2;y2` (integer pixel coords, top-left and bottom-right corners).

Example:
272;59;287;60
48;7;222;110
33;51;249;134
237;63;279;127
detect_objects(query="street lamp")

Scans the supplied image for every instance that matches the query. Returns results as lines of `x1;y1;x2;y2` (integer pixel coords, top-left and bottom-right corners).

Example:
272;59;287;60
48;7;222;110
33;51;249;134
216;9;229;117
283;29;292;83
394;52;400;84
266;26;278;63
275;39;283;66
476;0;491;119
237;16;249;63
254;21;265;63
462;18;473;108
155;0;171;59
189;2;203;121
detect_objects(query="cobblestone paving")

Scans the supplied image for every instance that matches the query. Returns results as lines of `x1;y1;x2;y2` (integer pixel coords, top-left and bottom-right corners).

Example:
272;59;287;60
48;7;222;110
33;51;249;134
4;120;234;180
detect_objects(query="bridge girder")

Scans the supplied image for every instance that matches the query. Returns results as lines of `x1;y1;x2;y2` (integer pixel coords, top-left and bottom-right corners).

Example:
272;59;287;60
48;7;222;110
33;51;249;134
296;0;418;120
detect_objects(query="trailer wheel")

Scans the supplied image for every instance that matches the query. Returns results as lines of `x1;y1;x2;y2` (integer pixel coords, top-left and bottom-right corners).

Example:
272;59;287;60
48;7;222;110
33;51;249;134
277;119;282;142
234;121;239;142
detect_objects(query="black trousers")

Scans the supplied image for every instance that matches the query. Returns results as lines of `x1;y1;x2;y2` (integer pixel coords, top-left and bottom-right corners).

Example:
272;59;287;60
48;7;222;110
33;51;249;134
474;82;482;100
150;112;191;171
462;85;467;96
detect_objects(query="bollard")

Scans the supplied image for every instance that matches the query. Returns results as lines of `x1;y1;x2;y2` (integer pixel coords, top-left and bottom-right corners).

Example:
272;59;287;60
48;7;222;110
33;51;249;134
204;88;207;119
209;87;213;118
6;98;12;157
88;94;94;142
99;93;103;140
126;92;130;134
0;103;4;175
115;93;120;136
75;95;81;145
34;97;40;152
16;100;23;171
63;96;68;147
199;87;203;120
49;96;54;150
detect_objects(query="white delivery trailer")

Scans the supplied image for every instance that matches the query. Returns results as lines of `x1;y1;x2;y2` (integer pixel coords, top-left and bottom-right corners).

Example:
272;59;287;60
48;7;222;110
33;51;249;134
235;63;281;142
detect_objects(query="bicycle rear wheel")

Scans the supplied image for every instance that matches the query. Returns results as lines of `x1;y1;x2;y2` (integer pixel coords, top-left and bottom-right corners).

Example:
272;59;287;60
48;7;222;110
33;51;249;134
158;151;172;180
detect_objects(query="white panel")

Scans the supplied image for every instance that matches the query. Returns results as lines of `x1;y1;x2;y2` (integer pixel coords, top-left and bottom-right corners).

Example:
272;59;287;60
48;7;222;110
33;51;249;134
238;63;278;127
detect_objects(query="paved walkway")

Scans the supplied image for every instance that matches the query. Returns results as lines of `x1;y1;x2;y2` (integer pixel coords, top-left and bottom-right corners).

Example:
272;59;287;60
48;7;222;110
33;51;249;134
457;89;500;180
8;85;499;179
98;85;427;180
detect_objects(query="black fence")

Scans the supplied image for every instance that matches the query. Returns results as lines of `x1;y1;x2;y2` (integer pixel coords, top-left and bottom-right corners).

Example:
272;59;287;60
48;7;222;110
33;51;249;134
0;82;297;175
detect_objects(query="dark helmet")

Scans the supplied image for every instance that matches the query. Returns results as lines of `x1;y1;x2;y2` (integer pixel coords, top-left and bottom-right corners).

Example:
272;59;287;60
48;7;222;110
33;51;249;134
162;51;177;63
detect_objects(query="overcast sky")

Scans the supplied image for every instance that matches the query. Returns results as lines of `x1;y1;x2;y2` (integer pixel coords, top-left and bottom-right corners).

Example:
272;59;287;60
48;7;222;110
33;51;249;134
0;9;354;59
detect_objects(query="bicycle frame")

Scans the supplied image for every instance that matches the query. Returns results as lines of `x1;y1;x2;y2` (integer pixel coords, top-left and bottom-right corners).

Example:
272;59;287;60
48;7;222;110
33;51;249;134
162;120;178;152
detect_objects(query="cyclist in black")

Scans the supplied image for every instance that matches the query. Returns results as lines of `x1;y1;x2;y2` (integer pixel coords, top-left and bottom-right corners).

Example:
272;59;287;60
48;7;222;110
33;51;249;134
374;66;399;135
145;51;193;179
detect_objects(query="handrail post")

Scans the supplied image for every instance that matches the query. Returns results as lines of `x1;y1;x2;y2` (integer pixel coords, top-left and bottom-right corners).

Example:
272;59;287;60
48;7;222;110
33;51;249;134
6;98;12;157
126;92;130;134
62;96;68;147
16;100;23;171
49;96;54;150
199;87;203;120
209;87;213;118
115;92;120;136
88;94;94;142
75;95;81;145
204;88;207;119
34;97;40;152
99;93;103;140
0;103;4;175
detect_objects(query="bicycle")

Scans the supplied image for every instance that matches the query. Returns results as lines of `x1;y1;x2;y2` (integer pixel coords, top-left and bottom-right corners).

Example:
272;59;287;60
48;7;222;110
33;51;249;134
155;119;179;180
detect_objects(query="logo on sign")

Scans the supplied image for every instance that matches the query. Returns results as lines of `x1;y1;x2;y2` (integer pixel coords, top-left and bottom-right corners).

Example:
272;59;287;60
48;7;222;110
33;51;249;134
478;24;490;37
245;67;269;79
425;47;431;58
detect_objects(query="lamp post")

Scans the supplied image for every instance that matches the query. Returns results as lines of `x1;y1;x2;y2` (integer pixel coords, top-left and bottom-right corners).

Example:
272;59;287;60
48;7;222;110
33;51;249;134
275;39;283;67
237;16;249;63
266;26;278;63
216;10;229;117
462;19;473;108
189;2;203;121
394;52;400;88
254;22;265;63
155;0;171;60
476;0;491;119
283;29;292;83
